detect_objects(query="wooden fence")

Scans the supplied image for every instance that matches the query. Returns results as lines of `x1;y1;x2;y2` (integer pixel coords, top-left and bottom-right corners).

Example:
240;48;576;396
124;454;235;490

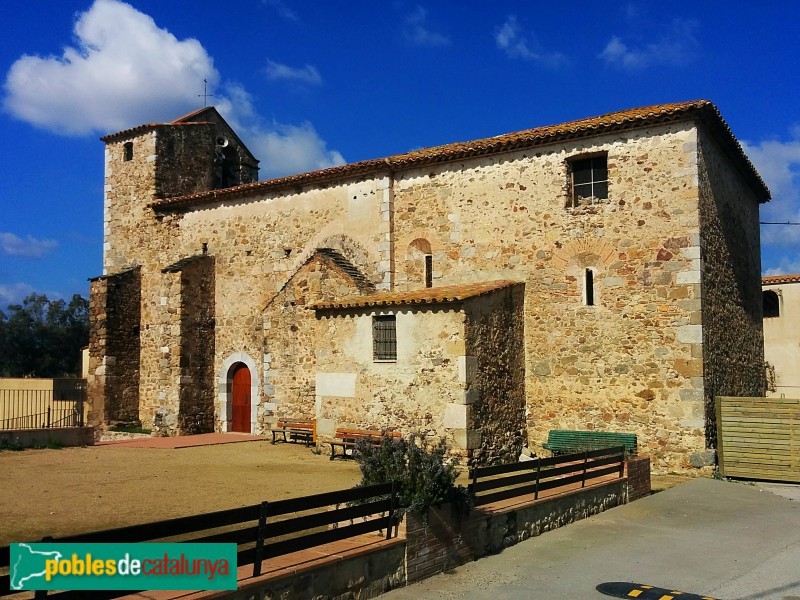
0;481;398;599
717;396;800;483
469;446;626;506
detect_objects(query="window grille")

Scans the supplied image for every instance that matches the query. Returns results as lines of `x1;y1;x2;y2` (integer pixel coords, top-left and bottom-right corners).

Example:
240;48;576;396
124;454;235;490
373;315;397;361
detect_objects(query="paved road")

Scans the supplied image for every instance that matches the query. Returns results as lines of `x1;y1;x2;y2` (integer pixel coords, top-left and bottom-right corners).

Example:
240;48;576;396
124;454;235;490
384;478;800;600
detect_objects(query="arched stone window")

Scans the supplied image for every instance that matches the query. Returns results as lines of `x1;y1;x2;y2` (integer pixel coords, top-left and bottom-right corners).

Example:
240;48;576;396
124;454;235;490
763;290;780;318
407;238;433;288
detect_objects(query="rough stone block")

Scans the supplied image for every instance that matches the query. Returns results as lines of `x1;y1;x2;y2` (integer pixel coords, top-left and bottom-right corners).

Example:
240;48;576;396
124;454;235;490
458;356;477;385
444;403;469;429
689;449;715;468
316;372;357;397
453;428;481;449
677;324;703;344
676;270;701;284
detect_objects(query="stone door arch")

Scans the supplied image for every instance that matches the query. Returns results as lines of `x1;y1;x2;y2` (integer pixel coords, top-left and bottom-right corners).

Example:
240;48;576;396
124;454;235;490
219;352;259;433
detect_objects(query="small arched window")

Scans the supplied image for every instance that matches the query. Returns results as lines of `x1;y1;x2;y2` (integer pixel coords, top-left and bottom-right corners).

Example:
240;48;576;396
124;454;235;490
408;238;433;288
584;269;595;306
123;141;133;161
763;290;780;318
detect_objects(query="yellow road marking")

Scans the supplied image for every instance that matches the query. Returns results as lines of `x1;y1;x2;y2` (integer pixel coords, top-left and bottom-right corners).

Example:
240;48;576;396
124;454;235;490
627;591;642;597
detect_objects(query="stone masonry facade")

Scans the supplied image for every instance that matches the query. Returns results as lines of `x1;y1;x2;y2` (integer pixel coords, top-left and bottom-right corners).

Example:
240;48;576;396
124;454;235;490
88;101;769;471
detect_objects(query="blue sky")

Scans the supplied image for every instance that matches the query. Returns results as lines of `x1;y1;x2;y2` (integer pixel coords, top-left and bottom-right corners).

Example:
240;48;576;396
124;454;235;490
2;1;799;309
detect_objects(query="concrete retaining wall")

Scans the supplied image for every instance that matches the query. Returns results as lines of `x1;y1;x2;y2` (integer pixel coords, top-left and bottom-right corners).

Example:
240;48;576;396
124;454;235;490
0;427;94;449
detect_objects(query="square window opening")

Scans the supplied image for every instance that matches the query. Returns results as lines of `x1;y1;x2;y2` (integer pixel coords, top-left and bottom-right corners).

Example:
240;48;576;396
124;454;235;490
568;155;608;208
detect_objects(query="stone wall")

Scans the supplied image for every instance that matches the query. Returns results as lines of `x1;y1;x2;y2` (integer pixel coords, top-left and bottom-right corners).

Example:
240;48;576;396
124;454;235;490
697;127;765;452
464;283;526;467
176;256;216;434
155;125;216;199
87;267;141;425
401;477;628;584
262;252;365;429
392;124;708;471
314;305;465;444
94;111;767;472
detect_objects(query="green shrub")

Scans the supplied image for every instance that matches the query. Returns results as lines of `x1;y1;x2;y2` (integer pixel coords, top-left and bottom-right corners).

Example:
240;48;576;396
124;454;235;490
109;421;151;434
0;438;24;451
354;434;472;523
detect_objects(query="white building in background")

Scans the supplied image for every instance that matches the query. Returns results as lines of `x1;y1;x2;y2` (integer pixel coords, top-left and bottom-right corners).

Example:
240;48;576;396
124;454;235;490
762;274;800;397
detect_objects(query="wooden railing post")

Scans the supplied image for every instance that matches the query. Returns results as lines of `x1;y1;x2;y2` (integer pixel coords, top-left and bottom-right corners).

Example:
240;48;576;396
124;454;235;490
386;480;397;540
253;500;269;577
581;450;588;488
534;457;541;500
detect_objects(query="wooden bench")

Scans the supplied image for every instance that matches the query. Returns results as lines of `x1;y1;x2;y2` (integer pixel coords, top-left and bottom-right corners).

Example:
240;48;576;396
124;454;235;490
271;418;316;446
542;430;637;456
0;482;399;599
329;428;401;460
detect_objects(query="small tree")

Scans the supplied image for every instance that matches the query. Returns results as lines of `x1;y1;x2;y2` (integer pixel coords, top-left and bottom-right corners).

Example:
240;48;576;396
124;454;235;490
355;434;471;521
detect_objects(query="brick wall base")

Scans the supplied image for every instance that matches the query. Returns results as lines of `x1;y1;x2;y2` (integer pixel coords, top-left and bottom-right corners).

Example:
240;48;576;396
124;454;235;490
626;455;652;501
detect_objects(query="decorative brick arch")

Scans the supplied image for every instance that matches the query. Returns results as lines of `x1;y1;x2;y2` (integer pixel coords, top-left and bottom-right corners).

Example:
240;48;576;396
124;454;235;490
218;352;260;433
552;238;618;269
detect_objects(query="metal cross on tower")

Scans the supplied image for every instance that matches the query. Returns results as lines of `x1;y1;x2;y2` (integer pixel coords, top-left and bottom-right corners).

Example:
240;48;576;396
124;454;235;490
198;79;214;107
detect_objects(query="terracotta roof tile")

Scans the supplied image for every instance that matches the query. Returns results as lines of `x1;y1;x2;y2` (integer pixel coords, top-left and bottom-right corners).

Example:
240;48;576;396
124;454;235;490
99;120;211;142
311;280;521;310
150;99;770;212
762;274;800;285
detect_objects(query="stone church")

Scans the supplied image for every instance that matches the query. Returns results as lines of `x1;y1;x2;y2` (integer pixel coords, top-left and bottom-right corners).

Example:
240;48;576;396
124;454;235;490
87;100;769;471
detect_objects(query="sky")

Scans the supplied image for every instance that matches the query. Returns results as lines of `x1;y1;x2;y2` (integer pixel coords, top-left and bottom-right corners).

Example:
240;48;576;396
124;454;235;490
1;1;799;309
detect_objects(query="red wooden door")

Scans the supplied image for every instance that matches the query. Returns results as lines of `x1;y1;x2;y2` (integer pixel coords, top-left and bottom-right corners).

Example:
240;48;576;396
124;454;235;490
231;364;250;433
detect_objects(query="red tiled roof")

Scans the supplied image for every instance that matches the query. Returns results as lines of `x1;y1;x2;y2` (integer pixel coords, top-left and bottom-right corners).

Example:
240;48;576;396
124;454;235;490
762;274;800;285
149;100;770;212
99;107;218;142
310;280;521;310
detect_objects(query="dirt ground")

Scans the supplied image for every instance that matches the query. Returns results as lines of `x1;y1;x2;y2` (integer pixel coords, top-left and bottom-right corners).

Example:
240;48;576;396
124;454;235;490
0;440;695;546
0;441;361;545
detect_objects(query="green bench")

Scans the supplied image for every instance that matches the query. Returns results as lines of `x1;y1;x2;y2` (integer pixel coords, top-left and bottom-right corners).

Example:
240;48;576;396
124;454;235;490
543;430;637;456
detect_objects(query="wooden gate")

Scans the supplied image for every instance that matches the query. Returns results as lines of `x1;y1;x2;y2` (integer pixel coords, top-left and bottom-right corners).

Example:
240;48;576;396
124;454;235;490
716;396;800;482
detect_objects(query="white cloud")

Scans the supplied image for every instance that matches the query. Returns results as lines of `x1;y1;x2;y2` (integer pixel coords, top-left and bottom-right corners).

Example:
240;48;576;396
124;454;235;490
599;18;698;69
764;259;800;277
404;6;449;47
742;130;800;273
0;233;58;258
3;0;344;179
215;85;345;179
495;16;566;68
0;283;36;308
3;0;217;135
248;122;345;179
265;60;322;85
262;0;299;22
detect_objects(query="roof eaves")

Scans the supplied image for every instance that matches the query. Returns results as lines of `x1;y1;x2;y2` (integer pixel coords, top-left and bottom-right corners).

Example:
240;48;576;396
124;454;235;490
149;100;769;211
310;280;520;311
762;274;800;285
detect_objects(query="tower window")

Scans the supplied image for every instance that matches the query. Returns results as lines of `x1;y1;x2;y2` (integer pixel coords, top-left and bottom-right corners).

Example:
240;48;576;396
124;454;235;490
373;315;397;361
568;155;608;208
584;269;595;306
123;142;133;161
763;290;780;318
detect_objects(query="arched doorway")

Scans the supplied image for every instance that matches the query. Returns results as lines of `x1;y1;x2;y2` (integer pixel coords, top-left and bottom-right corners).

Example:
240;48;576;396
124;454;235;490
230;363;251;433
